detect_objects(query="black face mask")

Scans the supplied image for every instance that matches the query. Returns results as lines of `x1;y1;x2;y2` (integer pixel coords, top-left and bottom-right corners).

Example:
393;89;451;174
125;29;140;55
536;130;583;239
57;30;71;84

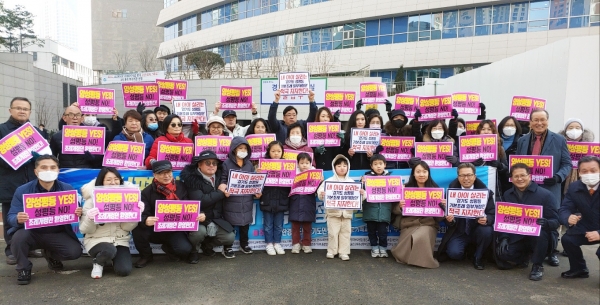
392;119;407;129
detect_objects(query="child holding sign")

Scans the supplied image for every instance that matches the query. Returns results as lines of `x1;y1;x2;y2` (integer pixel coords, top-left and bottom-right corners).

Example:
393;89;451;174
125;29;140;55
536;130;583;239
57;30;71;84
362;154;393;258
289;153;318;254
259;141;290;256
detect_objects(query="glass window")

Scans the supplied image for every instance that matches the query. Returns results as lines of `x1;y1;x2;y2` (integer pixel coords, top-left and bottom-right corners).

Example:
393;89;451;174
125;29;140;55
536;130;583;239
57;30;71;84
459;9;475;26
354;38;365;47
432;13;443;30
355;22;366;38
571;0;591;16
549;18;569;28
431;30;441;39
511;2;529;21
310;44;320;52
366;37;378;46
492;23;509;34
394;16;408;33
332;26;343;41
321;28;332;41
419;14;432;30
342;39;354;48
321;42;332;50
408;16;419;31
311;29;320;43
458;27;474;37
380;18;393;35
418;31;430;41
510;21;529;32
528;19;549;30
569;16;589;27
476;7;492;25
366;20;379;36
442;28;457;38
440;67;454;78
444;10;458;28
529;1;550;20
475;25;491;35
393;33;408;43
408;32;418;42
379;35;393;44
344;23;355;31
550;0;570;18
493;4;510;23
333;40;343;49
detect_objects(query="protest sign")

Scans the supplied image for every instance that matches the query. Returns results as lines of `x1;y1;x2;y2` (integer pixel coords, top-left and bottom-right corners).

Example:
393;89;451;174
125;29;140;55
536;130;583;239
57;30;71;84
261;78;326;105
289;169;323;196
172;99;208;123
101;71;165;85
122;82;159;108
364;176;403;203
279;72;310;96
414;142;454;168
219;86;253;110
323;181;362;210
282;149;313;162
359;82;387;104
102;141;145;168
92;188;141;223
307;122;341;147
451;92;480;115
464;119;497;135
394;94;418;118
61;126;105;155
494;202;542;237
0;122;50;170
156;79;188;101
446;189;488;218
259;159;297;186
227;170;267;196
156;142;193;169
350;128;381;153
567;142;600;168
418;95;453;121
23;190;78;229
246;134;276;160
458;135;498;162
154;200;200;232
78;87;115;115
509;155;553;183
509;96;546;121
379;136;414;161
324;91;355;114
402;188;445;217
194;136;230;160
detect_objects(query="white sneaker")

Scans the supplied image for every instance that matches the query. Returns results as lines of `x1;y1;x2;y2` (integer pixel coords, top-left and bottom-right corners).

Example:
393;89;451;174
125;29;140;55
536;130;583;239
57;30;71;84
291;243;301;254
91;263;103;279
302;245;312;253
371;246;380;258
265;244;276;256
340;254;350;261
379;246;388;258
326;252;335;259
274;243;285;255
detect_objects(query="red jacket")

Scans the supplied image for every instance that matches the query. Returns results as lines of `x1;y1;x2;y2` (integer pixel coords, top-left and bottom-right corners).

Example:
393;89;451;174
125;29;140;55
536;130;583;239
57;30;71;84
145;134;193;169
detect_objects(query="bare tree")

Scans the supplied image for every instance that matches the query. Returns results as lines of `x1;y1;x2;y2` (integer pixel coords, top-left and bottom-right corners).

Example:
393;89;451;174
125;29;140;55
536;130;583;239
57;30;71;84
315;51;335;76
266;47;283;77
229;51;245;78
248;55;263;78
113;52;132;72
34;97;51;128
282;47;298;72
138;45;159;72
173;41;196;79
157;50;172;79
303;53;316;75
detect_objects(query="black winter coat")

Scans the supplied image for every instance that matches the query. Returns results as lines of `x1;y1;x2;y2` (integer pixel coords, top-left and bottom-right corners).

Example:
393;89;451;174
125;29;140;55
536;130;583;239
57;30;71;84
559;180;599;236
289;192;317;222
50;130;103;168
260;186;290;213
0;119;39;202
220;137;256;226
139;180;188;229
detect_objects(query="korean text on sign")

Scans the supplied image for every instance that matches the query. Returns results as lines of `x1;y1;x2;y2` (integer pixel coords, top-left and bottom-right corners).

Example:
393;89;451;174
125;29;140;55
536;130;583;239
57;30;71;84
78;87;115;115
23;190;78;229
307;122;341;147
324;91;355;114
246;134;276;160
259;159;297;187
379;136;414;161
61;126;105;155
566;142;600;168
324;181;362;210
156;142;193;170
350;128;381;153
394;94;419;118
290;169;323;196
359;82;387;104
0;122;49;170
156;79;188;101
364;176;403;203
154;200;200;232
195;136;231;160
458;134;498;162
418;95;453;121
509;96;546;121
446;189;488;218
173;99;208;123
122;82;159;108
227;170;267;196
494;202;542;237
451;92;480;115
509;155;553;183
220;86;252;110
414;142;454;168
102;141;145;168
93;188;141;223
402;187;445;217
279;72;310;96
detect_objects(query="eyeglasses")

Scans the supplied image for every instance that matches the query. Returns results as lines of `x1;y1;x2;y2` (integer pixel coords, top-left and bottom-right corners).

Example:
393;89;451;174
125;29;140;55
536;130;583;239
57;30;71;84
512;174;530;180
170;123;182;127
203;161;218;166
531;119;547;124
64;113;82;119
458;174;475;178
12;107;31;112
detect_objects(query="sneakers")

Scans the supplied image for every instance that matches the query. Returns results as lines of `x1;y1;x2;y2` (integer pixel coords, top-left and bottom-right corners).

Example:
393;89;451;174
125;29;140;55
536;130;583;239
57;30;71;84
6;254;17;265
91;263;103;279
379;246;388;258
371;246;380;258
28;250;43;258
340;254;350;261
529;264;544;281
17;270;31;285
200;244;216;257
302;245;312;254
187;252;200;264
222;248;235;259
291;243;302;254
274;243;285;255
266;244;276;256
240;245;253;254
326;252;335;259
43;251;64;271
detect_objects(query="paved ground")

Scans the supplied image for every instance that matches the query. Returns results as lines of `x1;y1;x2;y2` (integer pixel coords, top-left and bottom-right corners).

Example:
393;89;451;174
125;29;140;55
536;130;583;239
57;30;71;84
0;241;598;305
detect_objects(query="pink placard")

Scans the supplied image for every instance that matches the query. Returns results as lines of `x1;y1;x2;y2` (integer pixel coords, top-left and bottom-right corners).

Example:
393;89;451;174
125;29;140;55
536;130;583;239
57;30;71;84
156;79;188;101
350;128;381;153
323;181;362;210
78;87;115;115
258;159;297;186
509;155;553;183
494;202;543;237
324;91;356;114
418;95;453;121
379;136;414;161
394;94;419;118
465;119;497;135
194;136;231;160
61;126;105;155
307;122;342;147
414;142;454;168
364;176;403;203
156;142;194;170
359;82;388;104
289;169;323;196
0;122;49;170
567;141;600;168
102;141;145;168
458;134;498;162
122;82;159;108
220;86;252;110
92;188;141;223
451;92;480;115
509;96;546;121
154;200;200;232
23;190;78;229
402;187;445;217
246;134;276;160
282;149;314;162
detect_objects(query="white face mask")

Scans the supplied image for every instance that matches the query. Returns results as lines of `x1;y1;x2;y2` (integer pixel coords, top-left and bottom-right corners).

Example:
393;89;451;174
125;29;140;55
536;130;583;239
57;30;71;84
456;128;466;135
369;124;381;129
83;116;97;126
566;129;583;139
580;173;600;187
503;127;516;137
236;151;248;159
431;130;444;140
289;135;302;144
38;171;58;182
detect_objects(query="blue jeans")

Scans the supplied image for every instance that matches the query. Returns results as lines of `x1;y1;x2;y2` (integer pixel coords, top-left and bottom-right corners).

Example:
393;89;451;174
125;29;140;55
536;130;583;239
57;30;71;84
263;211;284;244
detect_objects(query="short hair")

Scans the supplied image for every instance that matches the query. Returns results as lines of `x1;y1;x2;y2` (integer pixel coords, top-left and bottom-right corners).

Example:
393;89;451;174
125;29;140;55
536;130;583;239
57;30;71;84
95;167;124;186
161;114;182;135
35;155;59;168
333;156;348;167
39;124;45;127
510;163;531;176
283;106;297;116
10;97;31;108
370;154;386;165
457;163;476;175
425;119;449;138
297;152;312;163
123;109;142;123
530;108;549;120
286;122;305;139
578;155;600;168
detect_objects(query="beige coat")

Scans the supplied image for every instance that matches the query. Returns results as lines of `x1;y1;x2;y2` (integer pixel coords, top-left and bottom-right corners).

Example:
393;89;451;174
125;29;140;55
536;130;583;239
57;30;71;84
79;179;138;251
317;155;359;219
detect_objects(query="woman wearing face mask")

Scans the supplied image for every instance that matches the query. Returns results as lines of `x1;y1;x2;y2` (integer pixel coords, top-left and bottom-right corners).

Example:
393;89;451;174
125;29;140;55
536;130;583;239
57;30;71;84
448;103;486;142
141;111;162;139
383;109;417;169
145;114;193;169
312;107;342;171
245;118;271;136
497;116;523;194
409;119;459;168
113;110;155;159
283;122;315;166
559;118;595;195
474;120;508;199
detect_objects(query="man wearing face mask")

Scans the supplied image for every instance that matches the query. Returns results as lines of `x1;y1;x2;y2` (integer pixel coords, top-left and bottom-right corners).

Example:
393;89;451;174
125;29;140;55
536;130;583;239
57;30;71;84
558;156;600;279
7;155;83;285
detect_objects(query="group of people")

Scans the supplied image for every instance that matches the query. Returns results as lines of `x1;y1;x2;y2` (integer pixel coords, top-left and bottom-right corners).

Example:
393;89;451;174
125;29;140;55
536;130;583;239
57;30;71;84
1;94;598;286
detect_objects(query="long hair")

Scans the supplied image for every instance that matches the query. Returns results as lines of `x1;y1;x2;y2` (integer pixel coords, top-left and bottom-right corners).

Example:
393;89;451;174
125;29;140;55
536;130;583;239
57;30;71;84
425;119;449;139
405;161;439;188
344;110;365;143
366;114;383;129
314;107;333;122
498;116;523;138
264;141;284;159
141;112;157;133
95;167;124;186
245;118;271;136
476;119;505;159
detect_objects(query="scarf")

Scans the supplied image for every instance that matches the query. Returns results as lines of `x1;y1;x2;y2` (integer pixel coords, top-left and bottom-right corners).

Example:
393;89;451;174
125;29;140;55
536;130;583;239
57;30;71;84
122;128;144;143
8;116;26;126
154;179;179;200
501;134;514;151
165;132;185;142
285;137;308;149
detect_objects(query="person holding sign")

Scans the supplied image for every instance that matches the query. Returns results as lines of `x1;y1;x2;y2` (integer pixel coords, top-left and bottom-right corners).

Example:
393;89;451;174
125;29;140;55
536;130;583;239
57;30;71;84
283;122;315;166
145;115;193;169
79;167;143;278
498;116;524;194
213;102;260;137
244;118;271;137
391;161;445;269
342;110;369;170
473;120;508;199
496;163;559;281
558;118;595;195
437;163;495;270
203;116;229;137
312;107;344;171
7;155;83;285
409;119;459;168
289;153;318;254
448;103;486;143
112;110;155;159
362;155;394;258
268;90;318;143
382;109;418;169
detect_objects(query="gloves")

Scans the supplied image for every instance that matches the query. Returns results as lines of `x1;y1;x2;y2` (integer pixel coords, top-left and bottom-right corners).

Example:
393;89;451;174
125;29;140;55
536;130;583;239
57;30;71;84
473;158;485;166
536;218;548;229
445;155;458;165
408;157;421;167
138;201;145;211
31;151;41;162
87;207;100;221
333;110;341;121
451;109;459;119
479;103;486;111
356;99;363;111
150;159;157;165
496;238;509;257
136;102;146;114
410;147;415;156
385;99;393;112
84;151;95;162
315;145;326;155
374;145;384;155
486;160;500;168
336;132;344;139
414;109;421;120
192;119;199;135
543;175;561;186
